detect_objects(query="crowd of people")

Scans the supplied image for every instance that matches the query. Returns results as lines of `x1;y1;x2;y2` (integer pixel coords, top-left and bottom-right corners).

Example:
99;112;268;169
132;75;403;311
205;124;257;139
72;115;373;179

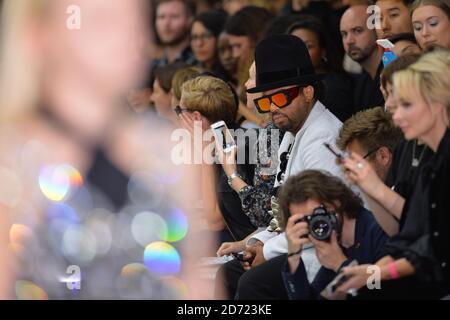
0;0;449;300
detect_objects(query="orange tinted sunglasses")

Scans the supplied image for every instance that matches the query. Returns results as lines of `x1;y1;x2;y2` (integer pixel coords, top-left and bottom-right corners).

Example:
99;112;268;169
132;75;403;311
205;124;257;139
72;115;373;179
253;86;301;113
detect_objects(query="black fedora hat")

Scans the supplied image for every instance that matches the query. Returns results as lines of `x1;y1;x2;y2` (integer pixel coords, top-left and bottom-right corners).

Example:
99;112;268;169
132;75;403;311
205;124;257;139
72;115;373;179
247;34;324;93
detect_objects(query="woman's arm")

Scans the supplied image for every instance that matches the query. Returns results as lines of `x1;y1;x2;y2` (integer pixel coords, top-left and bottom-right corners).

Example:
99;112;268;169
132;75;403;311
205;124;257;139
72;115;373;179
362;193;399;236
201;162;225;230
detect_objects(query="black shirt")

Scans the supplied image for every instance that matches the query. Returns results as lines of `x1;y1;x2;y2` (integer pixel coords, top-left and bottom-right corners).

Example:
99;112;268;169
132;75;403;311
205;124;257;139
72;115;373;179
384;129;450;287
351;62;385;114
321;72;355;122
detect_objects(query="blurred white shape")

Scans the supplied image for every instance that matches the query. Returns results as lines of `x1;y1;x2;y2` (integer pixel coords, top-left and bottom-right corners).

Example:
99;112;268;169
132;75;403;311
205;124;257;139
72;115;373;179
131;211;168;246
62;226;97;265
0;166;22;207
128;172;164;208
85;217;112;256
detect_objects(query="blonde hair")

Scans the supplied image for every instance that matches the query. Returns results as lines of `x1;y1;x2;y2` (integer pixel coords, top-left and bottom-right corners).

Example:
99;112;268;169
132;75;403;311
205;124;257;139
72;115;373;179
181;76;237;125
0;0;49;124
172;66;203;101
393;50;450;119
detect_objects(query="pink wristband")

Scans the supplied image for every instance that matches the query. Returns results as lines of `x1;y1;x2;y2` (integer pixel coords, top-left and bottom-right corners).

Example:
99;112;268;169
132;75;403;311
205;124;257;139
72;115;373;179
388;262;399;280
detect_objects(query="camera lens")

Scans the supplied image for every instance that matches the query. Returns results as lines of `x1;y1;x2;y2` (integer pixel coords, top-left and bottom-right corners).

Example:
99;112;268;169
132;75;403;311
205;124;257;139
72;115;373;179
309;216;332;240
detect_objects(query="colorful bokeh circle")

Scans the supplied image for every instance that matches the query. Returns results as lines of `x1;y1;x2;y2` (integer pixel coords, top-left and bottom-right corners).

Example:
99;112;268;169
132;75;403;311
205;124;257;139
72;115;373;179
38;164;83;202
143;242;181;275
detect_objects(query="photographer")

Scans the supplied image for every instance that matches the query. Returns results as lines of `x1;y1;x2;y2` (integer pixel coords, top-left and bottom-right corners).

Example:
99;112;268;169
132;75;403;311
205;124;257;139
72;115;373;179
280;170;388;300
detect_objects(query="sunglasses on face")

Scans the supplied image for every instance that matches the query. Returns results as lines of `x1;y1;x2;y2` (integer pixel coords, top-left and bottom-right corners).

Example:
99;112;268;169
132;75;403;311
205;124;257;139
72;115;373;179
253;86;301;114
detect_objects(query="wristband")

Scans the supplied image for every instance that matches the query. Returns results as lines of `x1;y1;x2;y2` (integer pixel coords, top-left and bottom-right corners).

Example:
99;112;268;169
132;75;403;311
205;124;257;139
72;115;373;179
388;262;399;280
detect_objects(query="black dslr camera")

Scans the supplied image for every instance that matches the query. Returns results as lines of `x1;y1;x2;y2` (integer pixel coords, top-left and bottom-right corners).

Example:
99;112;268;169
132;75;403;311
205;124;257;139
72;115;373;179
296;206;340;241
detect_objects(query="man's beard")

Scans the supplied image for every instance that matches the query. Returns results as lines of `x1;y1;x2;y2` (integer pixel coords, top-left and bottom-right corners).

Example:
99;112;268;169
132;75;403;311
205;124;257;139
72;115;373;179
272;112;293;131
348;44;376;63
160;29;190;47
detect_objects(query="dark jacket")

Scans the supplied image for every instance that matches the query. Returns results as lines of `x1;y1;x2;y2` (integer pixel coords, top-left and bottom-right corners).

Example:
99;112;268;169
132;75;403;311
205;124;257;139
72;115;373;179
282;208;388;300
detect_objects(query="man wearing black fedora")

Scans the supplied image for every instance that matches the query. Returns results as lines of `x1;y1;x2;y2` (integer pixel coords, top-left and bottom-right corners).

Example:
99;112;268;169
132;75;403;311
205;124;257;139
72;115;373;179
216;34;345;299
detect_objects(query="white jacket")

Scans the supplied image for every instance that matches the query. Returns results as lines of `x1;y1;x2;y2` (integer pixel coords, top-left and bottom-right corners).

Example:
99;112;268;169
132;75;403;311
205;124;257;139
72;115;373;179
248;101;344;262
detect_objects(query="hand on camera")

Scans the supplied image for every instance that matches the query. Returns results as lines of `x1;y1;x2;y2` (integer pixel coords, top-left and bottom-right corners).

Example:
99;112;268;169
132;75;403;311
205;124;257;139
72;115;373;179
285;213;311;256
309;231;346;272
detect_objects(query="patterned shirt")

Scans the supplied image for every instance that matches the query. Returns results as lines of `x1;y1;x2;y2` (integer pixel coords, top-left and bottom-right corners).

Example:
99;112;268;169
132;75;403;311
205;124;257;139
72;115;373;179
237;123;284;227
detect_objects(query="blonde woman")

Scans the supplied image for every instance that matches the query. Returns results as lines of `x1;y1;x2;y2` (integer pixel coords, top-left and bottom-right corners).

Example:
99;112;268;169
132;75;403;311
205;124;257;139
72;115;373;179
338;50;450;299
178;75;258;241
411;0;450;51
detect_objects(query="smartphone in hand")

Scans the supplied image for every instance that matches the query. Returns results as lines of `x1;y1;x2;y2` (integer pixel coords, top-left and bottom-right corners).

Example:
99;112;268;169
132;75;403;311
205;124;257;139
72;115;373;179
231;252;246;262
211;121;236;153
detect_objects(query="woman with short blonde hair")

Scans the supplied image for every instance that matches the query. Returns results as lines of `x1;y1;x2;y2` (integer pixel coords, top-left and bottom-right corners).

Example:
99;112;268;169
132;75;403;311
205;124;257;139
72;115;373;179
181;75;237;126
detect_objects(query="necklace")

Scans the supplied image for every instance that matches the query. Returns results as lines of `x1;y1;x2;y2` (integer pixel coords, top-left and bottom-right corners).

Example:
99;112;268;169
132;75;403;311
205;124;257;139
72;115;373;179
412;140;427;167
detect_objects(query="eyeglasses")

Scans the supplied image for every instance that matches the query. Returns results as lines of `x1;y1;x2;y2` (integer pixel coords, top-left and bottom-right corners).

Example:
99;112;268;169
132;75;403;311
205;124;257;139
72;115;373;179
174;105;189;116
363;147;380;159
253;86;301;114
191;32;213;43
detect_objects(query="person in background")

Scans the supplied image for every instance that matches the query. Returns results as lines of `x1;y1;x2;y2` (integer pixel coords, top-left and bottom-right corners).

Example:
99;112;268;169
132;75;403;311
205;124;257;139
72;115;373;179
288;15;354;122
218;31;239;85
225;6;274;126
375;0;414;39
410;0;450;51
151;0;197;76
281;170;388;300
388;33;422;57
191;10;230;80
340;4;385;113
171;66;203;110
222;0;278;15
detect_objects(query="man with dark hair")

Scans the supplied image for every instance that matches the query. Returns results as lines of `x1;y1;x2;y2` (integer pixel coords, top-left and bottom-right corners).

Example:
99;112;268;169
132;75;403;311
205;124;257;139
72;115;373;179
336;107;403;181
215;34;343;300
375;0;414;39
280;170;388;300
340;5;385;113
151;0;197;73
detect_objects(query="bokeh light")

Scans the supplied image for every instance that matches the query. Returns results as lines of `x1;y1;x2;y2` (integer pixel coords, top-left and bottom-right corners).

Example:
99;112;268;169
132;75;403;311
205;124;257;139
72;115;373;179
161;276;189;299
62;226;97;265
143;242;181;275
131;211;168;246
9;224;33;244
38;164;83;202
121;263;148;277
15;280;48;300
